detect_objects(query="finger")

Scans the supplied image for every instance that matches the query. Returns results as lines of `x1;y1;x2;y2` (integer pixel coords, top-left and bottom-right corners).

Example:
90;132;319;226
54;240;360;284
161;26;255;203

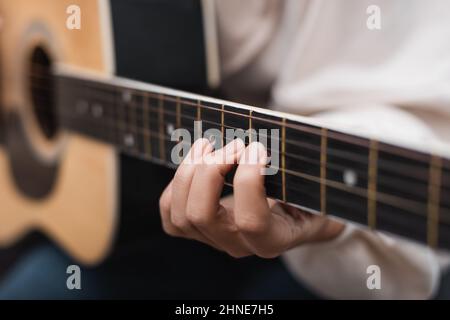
161;162;223;250
234;142;289;258
170;138;212;234
186;139;251;257
187;139;244;225
159;181;184;237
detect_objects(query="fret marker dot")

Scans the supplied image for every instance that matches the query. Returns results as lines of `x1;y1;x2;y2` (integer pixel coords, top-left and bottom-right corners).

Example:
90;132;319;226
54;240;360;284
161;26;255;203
343;169;357;187
124;133;135;147
166;123;175;135
76;100;89;115
92;103;103;118
122;90;132;103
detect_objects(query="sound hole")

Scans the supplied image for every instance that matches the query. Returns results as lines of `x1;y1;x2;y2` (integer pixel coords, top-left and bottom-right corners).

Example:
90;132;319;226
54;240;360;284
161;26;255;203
29;46;58;139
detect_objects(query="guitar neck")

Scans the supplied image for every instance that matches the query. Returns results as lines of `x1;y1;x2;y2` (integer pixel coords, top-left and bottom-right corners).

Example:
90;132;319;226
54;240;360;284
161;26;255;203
55;70;450;250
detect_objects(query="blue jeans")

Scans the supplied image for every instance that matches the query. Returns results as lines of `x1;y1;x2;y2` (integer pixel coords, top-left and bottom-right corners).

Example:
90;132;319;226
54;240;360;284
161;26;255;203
2;239;449;299
0;238;318;300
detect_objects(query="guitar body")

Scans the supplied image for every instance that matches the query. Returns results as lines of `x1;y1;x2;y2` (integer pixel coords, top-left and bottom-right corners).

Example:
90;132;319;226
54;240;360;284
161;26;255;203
0;0;209;264
0;0;117;264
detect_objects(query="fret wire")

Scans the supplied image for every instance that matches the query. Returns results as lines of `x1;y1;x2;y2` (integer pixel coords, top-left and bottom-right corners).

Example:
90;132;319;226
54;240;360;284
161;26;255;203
117;91;125;142
265;180;375;214
67;104;440;208
320;128;327;215
171;95;434;163
218;133;376;183
129;89;138;154
249;110;253;143
222;120;445;187
56;81;450;247
84;97;443;186
226;180;347;220
59;106;447;197
281;118;287;202
197;100;201;121
367;140;379;229
223;180;365;219
56;101;442;194
144;109;367;172
58;80;450;184
107;90;116;144
281;166;450;223
59;110;450;224
74;108;442;220
61;83;445;176
143;92;152;157
427;155;442;247
56;96;370;178
174;97;448;167
266;180;394;218
54;76;449;169
141;104;356;160
158;95;340;146
67;99;370;184
236;181;450;230
176;97;181;129
57;87;444;187
150;92;370;147
158;94;165;162
159;94;331;143
221;104;225;148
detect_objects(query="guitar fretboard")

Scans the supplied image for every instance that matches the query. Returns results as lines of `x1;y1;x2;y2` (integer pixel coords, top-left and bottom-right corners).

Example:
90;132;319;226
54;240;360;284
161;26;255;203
55;72;450;249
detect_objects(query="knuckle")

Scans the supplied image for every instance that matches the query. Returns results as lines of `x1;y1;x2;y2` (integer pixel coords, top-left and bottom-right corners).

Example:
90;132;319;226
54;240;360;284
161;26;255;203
235;216;268;234
186;209;211;226
171;215;189;231
159;195;170;214
173;169;192;186
161;222;181;237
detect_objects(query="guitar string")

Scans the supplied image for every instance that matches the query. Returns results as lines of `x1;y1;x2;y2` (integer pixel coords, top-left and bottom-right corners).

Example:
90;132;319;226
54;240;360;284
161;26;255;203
25;65;450;240
141;115;447;203
256;178;450;227
58;101;440;190
30;73;450;221
30;81;449;195
155;94;448;168
30;101;446;210
58;108;450;224
30;71;449;169
52;86;449;190
140;105;448;188
62;114;450;224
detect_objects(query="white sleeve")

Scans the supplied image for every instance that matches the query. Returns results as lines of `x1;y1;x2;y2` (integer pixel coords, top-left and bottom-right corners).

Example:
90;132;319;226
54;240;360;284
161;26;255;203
282;105;450;299
283;223;441;299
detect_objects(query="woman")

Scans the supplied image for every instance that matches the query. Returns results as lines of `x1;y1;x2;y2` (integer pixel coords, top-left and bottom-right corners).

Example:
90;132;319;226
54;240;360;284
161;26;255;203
159;0;450;299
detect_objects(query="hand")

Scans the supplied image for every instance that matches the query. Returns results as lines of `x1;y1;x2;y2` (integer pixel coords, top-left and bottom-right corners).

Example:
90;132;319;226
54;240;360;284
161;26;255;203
159;138;345;258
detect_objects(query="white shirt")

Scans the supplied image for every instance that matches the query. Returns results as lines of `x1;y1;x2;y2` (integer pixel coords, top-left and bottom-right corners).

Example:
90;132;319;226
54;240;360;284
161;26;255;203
215;0;450;299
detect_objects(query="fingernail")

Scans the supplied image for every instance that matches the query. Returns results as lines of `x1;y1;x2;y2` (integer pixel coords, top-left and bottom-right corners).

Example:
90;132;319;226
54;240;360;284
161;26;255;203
219;139;245;164
191;138;212;163
245;142;267;165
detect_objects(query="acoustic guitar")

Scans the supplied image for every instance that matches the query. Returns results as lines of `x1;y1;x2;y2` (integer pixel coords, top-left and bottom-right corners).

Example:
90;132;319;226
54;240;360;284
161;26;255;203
0;0;449;265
